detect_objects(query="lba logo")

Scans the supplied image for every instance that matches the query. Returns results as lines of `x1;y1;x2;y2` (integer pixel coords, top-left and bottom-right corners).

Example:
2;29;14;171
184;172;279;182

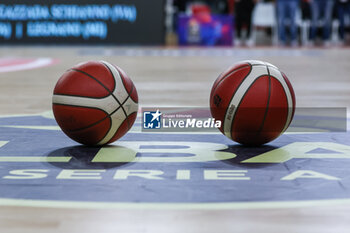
143;110;162;129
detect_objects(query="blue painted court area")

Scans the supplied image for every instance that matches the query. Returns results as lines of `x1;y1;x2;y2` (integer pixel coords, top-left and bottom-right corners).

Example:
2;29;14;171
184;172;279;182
0;113;350;205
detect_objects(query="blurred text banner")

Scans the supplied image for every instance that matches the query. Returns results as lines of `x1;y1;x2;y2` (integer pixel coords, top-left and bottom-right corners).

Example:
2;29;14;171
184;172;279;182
0;0;165;45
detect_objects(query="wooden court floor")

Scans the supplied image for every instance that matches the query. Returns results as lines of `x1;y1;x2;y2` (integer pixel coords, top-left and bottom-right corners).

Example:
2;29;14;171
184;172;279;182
0;46;350;232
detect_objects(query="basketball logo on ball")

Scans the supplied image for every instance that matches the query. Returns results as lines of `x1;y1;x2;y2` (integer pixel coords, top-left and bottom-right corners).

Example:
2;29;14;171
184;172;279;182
52;61;138;146
210;60;296;146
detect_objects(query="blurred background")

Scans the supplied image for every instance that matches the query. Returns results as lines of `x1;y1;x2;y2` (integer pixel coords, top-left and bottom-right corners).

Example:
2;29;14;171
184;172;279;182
0;0;349;47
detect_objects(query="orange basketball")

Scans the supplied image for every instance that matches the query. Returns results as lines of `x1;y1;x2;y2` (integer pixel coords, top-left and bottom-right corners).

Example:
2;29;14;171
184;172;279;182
210;60;295;146
52;61;138;146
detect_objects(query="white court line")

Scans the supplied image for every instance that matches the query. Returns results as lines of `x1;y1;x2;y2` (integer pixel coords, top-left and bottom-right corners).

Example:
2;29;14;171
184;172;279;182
0;58;55;73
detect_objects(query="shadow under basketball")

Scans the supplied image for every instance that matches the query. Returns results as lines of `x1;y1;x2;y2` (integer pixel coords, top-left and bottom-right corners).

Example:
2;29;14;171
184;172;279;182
46;145;135;169
221;144;280;168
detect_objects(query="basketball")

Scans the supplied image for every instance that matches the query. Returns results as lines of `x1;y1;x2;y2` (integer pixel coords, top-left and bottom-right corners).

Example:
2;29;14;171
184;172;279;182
210;60;295;146
52;61;138;146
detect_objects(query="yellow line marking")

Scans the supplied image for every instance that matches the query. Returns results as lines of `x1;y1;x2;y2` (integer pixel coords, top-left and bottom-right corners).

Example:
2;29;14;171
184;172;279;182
0;198;350;210
0;157;71;162
0;125;60;130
